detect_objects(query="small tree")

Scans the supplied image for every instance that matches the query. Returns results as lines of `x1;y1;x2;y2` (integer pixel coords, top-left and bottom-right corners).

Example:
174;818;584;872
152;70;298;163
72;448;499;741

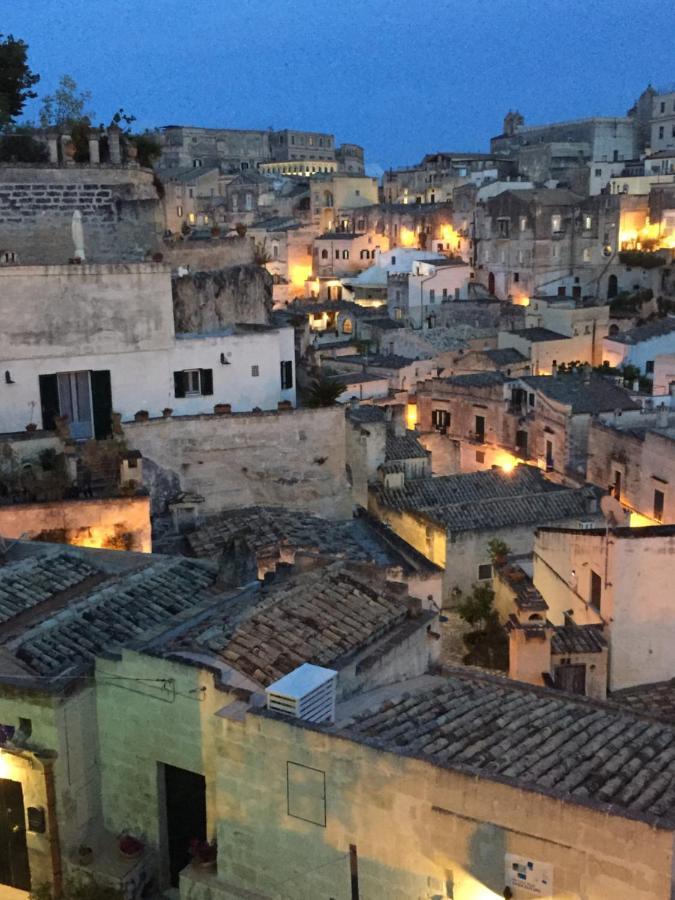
487;538;510;566
303;374;346;408
456;583;496;631
0;34;40;127
235;222;247;237
39;74;94;128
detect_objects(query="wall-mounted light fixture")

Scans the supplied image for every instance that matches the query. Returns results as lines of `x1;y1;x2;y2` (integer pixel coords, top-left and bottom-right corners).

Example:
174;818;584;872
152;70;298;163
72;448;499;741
220;353;230;365
5;370;14;384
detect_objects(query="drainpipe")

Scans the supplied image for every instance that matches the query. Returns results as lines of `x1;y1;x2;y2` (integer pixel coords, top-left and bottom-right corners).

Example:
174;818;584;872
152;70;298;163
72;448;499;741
40;754;63;897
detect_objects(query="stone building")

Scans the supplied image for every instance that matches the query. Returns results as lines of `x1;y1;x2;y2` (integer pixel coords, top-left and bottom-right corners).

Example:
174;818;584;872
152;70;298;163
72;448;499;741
602;317;675;377
534;524;675;690
387;257;473;329
0;263;295;435
587;409;675;524
248;217;315;304
382;151;512;204
369;464;601;599
651;90;675;153
0;161;164;265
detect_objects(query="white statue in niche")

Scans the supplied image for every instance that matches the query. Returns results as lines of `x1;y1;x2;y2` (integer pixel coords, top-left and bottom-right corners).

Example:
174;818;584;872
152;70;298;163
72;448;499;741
71;209;85;261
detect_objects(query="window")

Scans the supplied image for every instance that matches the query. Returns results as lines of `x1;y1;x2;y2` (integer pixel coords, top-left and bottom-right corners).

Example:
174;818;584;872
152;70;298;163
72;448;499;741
173;369;213;398
661;102;666;113
432;409;450;429
342;250;350;260
321;248;328;259
594;168;602;177
646;360;654;374
551;214;562;232
280;360;293;390
393;307;402;320
245;193;253;211
342;318;353;334
528;393;535;407
478;563;493;581
519;216;527;232
272;244;279;258
429;289;435;303
659;126;665;139
513;272;519;283
251;365;260;377
355;189;360;196
475;415;485;442
188;188;194;199
584;215;592;230
654;489;665;522
176;205;183;217
442;288;447;300
475;450;485;463
335;249;340;259
391;255;396;264
498;218;510;238
589;571;602;611
583;248;591;262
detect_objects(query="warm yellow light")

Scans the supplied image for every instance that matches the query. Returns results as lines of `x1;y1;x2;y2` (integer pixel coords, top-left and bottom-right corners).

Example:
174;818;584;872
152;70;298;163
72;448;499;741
399;227;417;248
513;295;530;307
406;402;418;430
289;264;313;288
629;509;659;527
439;223;462;249
619;219;675;251
495;452;519;473
0;751;13;779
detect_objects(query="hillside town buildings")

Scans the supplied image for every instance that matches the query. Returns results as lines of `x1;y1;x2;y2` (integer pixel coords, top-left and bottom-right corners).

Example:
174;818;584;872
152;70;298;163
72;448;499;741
1;80;675;900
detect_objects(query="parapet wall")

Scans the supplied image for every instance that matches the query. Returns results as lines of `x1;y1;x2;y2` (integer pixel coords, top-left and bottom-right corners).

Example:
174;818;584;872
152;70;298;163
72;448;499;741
0;164;163;264
123;406;352;519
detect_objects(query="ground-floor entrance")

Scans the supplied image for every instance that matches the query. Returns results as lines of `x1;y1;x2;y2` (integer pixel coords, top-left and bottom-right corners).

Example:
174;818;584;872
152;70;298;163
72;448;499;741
0;778;30;893
162;764;206;888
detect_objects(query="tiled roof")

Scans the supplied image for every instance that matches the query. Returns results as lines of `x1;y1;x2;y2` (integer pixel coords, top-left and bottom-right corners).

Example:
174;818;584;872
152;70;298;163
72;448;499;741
168;561;414;686
334;353;417;370
511;327;568;342
339;670;675;827
187;507;371;562
0;554;100;625
551;624;607;655
328;372;388;386
605;317;675;345
520;373;639;413
483;348;529;366
373;465;596;532
386;431;429;461
8;558;221;677
611;680;675;724
445;371;509;387
361;317;405;330
347;405;387;425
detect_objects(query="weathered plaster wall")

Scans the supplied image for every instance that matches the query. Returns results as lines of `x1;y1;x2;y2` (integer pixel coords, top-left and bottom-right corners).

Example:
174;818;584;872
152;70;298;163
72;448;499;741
172;265;273;332
0;165;163;264
0;495;152;552
162;237;254;272
124;407;352;518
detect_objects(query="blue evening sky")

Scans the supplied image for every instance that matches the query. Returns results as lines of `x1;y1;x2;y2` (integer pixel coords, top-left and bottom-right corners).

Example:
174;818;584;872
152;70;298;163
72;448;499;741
5;0;673;170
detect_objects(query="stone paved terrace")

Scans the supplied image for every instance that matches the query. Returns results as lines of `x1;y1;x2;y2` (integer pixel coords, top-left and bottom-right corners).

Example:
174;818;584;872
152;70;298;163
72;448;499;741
330;669;675;827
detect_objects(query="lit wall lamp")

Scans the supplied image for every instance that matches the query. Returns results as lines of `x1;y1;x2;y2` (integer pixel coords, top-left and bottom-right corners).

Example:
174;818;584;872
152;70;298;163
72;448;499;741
220;353;230;365
5;370;14;384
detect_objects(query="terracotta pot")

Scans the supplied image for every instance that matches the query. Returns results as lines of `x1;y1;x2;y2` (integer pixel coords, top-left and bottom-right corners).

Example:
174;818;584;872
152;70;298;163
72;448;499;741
213;403;231;415
134;410;149;423
162;408;173;418
25;423;38;432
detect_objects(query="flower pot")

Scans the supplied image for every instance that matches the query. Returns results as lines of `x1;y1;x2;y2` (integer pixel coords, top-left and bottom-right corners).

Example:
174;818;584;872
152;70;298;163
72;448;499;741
213;403;231;415
134;410;149;423
152;252;164;263
25;423;38;432
162;408;173;418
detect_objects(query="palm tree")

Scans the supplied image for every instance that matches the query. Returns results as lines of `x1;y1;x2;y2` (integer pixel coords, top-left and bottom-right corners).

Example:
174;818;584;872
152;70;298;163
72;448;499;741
303;374;346;408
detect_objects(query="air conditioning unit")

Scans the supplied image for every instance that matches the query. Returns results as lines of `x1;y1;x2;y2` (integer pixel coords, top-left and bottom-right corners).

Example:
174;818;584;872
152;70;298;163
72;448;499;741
266;663;338;724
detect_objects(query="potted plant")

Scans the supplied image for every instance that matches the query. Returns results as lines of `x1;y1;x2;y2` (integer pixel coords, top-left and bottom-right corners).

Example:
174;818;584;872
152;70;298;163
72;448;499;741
118;833;144;860
162;407;173;418
78;844;93;866
26;422;38;432
189;838;217;870
487;538;510;568
213;403;231;415
134;410;149;423
152;251;164;263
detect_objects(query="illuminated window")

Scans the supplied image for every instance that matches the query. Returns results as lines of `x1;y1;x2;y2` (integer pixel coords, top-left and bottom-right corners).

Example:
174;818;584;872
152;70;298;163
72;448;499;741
551;214;562;232
176;205;183;217
188;212;196;224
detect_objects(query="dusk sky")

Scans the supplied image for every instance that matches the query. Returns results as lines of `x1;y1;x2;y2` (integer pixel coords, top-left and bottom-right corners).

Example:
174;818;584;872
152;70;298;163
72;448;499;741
6;0;675;170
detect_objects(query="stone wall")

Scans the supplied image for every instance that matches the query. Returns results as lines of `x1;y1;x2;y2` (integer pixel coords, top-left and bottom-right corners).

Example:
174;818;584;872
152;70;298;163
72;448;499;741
172;265;273;332
162;236;254;273
124;407;352;518
0;495;152;552
0;164;164;264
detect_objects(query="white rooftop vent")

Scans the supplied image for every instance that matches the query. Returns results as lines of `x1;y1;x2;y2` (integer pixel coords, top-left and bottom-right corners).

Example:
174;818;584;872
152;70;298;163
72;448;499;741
266;663;338;724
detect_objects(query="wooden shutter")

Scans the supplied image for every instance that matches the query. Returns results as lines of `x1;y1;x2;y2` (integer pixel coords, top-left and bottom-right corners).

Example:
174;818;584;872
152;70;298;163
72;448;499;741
200;369;213;396
173;371;186;398
91;370;113;439
38;373;59;430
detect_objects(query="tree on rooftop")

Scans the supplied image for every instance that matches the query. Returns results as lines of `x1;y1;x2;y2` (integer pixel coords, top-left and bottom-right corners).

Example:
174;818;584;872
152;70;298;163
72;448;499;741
39;74;94;129
0;34;40;127
302;373;346;408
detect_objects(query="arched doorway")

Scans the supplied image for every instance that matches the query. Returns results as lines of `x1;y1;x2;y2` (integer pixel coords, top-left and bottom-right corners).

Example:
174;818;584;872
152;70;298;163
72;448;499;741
488;272;495;295
607;274;618;299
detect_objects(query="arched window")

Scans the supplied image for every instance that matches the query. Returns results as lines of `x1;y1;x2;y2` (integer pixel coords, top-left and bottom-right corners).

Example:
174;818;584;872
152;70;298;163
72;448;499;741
323;190;334;207
360;249;369;259
321;248;328;259
343;318;353;334
342;250;350;260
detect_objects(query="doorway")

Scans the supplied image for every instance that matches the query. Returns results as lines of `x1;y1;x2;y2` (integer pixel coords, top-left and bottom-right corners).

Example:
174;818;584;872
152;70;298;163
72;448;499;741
607;273;618;299
163;764;206;887
515;429;528;458
487;272;495;295
0;778;30;892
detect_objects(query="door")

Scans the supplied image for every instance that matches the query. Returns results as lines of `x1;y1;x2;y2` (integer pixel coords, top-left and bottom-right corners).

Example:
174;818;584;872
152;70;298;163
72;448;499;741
515;430;528;458
545;439;554;470
0;778;30;891
613;470;622;501
475;415;485;443
164;765;206;887
57;371;93;440
487;272;495;295
607;273;618;299
555;664;586;695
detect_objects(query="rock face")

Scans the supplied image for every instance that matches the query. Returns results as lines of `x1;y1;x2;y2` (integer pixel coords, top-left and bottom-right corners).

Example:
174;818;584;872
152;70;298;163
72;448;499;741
172;264;273;332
